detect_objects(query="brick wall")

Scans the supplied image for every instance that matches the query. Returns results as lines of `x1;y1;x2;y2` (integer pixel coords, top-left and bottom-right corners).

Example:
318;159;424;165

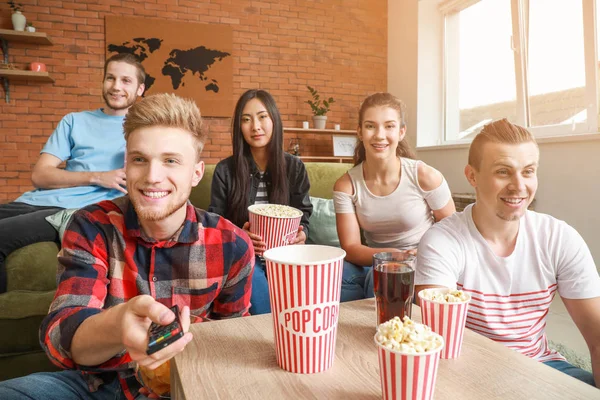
0;0;387;203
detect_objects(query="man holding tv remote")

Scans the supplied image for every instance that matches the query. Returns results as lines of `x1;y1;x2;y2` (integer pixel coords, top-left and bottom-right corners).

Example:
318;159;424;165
0;94;255;399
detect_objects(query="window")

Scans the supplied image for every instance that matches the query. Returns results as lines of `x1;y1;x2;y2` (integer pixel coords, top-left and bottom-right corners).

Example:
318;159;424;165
442;0;598;142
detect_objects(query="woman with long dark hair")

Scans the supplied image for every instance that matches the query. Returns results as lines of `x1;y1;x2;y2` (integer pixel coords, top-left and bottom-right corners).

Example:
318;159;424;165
333;93;455;301
209;89;312;314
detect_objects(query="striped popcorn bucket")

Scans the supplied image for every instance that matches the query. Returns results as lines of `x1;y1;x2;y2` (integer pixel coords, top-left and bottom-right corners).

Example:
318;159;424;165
374;336;444;400
248;205;302;255
263;245;346;374
418;289;471;359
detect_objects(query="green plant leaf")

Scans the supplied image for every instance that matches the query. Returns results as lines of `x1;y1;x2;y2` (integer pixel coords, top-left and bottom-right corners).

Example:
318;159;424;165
307;86;334;115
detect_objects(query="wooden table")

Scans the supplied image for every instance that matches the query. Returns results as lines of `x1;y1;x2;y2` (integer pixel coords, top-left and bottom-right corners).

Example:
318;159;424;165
171;299;599;399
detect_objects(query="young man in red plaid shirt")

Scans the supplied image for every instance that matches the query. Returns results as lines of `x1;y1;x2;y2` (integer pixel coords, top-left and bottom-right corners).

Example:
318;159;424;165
0;93;255;399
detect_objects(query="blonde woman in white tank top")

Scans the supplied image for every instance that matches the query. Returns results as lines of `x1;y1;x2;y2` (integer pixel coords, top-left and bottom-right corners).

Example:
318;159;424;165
333;93;455;302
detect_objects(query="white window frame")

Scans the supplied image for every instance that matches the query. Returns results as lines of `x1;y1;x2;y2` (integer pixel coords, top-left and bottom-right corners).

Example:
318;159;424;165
440;0;599;145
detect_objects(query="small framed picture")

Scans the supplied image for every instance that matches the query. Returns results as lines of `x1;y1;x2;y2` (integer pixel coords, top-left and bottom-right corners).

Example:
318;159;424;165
332;135;357;157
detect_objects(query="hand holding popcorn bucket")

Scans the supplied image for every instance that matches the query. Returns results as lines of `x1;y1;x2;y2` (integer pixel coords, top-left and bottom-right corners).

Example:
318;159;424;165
263;244;346;374
375;317;444;400
418;288;471;359
248;204;303;255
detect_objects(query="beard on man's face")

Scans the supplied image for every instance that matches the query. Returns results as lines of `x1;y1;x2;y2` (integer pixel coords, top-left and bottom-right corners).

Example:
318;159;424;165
130;196;187;223
129;183;193;225
102;90;138;111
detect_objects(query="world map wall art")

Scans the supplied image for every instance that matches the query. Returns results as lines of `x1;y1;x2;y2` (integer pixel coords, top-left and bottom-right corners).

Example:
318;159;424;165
105;16;233;117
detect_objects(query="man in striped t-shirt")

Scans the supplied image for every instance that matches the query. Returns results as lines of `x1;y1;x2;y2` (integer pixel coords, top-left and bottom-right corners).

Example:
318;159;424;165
415;119;600;388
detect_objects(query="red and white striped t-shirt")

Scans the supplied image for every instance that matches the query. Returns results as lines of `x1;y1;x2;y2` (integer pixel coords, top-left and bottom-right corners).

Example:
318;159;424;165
416;204;600;362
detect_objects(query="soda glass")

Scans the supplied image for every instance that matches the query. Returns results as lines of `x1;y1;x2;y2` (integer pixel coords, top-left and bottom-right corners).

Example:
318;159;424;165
373;252;415;325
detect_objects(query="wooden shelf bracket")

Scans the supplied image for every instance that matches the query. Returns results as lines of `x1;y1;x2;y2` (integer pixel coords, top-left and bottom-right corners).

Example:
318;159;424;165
0;76;8;104
0;37;10;103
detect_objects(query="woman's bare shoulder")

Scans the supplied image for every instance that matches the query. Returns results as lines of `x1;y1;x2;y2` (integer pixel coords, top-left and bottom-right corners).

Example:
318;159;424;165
416;162;444;191
334;172;353;194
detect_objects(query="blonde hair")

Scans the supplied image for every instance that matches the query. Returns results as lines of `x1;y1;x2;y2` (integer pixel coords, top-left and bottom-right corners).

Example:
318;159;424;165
468;118;537;170
354;92;416;165
123;93;205;160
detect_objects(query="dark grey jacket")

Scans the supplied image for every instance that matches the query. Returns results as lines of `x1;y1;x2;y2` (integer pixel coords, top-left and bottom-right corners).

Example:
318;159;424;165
208;153;312;236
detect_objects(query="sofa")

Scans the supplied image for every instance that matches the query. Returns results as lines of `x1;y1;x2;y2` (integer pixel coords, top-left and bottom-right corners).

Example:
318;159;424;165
0;162;352;381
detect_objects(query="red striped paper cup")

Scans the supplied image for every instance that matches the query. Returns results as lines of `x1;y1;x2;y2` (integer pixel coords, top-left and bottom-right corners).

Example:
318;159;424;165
418;289;471;359
375;336;443;400
248;205;302;255
263;245;346;374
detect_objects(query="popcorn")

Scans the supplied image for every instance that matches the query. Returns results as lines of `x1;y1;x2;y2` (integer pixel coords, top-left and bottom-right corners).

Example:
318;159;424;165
251;204;303;218
375;316;443;354
420;289;470;303
137;360;171;396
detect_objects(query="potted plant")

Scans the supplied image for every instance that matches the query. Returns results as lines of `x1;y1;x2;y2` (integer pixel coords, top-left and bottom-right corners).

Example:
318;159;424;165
25;22;35;32
8;1;26;31
306;86;335;129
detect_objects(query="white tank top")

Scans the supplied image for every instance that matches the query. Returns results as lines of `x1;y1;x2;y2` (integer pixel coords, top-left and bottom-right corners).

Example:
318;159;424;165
333;158;450;250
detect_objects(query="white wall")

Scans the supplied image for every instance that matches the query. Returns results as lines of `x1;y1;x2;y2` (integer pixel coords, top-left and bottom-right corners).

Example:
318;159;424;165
389;0;600;267
387;0;418;150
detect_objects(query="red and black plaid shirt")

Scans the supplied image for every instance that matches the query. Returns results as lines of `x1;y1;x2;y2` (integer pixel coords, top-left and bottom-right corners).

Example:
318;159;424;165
40;196;254;399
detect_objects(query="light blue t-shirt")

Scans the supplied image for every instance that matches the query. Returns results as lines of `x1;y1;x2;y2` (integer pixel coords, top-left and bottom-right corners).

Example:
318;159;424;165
15;109;126;209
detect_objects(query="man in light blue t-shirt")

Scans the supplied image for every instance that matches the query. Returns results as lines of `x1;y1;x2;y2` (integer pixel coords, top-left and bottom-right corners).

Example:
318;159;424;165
0;53;145;293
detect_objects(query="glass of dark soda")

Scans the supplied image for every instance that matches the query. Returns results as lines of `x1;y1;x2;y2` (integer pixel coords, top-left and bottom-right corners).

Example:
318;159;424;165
373;252;415;325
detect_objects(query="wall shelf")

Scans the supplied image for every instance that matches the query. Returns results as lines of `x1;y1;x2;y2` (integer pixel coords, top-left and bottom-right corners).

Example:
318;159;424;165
0;69;54;82
0;29;54;45
284;127;356;135
285;127;358;159
0;29;54;103
299;156;353;164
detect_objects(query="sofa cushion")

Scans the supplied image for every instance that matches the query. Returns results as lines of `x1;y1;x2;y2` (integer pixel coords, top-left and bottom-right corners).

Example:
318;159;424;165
5;242;59;292
304;162;352;199
307;197;340;247
189;164;216;211
0;290;56;354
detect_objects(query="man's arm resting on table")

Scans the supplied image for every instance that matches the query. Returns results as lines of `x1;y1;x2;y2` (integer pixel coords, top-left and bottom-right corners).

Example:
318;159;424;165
71;295;192;369
31;153;127;193
562;296;600;388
